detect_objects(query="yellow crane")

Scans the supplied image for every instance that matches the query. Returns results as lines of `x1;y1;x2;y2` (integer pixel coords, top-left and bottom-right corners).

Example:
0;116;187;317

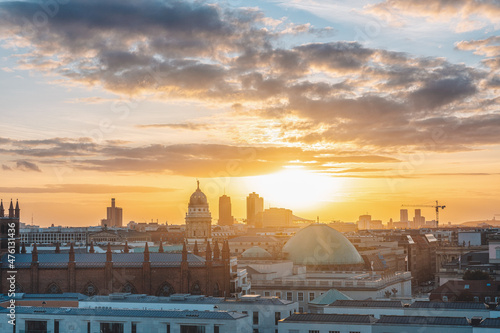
402;200;446;228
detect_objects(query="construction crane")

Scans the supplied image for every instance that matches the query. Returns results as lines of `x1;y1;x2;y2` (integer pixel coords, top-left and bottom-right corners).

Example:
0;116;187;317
402;200;446;228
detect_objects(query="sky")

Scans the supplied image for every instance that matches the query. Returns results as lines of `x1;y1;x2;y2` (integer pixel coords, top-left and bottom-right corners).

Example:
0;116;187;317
0;0;499;226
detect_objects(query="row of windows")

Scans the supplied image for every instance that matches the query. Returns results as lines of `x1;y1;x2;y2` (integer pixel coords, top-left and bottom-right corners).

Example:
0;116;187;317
262;291;320;302
442;295;500;302
288;331;360;333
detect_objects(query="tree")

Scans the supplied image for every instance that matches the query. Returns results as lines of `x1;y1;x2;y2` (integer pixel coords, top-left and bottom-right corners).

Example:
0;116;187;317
462;270;492;280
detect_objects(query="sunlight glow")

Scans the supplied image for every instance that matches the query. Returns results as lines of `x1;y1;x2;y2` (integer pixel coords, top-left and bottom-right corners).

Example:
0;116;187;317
244;168;345;210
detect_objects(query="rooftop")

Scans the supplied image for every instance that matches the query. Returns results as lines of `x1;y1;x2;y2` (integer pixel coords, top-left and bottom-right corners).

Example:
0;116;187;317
376;315;469;326
281;313;375;324
410;301;488;310
330;300;404;308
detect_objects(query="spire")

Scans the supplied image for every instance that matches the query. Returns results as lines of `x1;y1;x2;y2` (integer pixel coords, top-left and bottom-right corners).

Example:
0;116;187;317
55;242;61;253
205;241;212;261
222;240;230;260
15;199;20;218
193;240;199;256
213;240;220;260
124;241;129;253
0;199;4;217
197;179;200;190
89;241;95;254
8;199;14;218
182;241;187;262
21;242;26;254
106;243;112;262
69;242;75;262
144;242;150;262
158;241;164;253
32;243;38;262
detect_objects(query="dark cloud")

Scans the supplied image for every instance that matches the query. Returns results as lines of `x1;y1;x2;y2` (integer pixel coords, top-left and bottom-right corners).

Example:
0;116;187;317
0;184;177;194
2;164;11;171
16;160;41;172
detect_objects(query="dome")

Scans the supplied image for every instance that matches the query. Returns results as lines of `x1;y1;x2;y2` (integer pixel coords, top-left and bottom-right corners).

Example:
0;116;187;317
241;246;272;258
283;224;364;267
189;181;208;206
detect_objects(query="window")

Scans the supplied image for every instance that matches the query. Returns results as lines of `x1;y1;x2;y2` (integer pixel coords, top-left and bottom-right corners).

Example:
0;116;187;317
54;320;59;333
330;331;340;333
26;321;47;333
275;312;281;325
298;292;304;302
309;292;315;301
486;297;491;303
253;330;259;333
474;296;479;302
180;326;206;333
100;323;124;333
286;292;293;301
276;292;281;298
298;307;303;313
166;323;171;333
350;331;361;333
87;322;91;333
132;323;137;333
214;325;220;333
309;330;320;333
464;284;469;289
253;311;259;325
264;291;271;297
442;296;448;302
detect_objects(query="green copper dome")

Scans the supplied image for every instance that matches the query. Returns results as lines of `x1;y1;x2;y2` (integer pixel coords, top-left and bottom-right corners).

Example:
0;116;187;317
241;246;272;258
283;224;364;266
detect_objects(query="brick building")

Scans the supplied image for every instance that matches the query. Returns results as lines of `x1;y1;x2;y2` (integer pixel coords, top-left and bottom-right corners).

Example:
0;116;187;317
1;240;231;297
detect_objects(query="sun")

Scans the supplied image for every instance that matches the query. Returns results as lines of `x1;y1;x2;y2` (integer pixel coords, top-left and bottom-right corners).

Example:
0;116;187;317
243;167;345;211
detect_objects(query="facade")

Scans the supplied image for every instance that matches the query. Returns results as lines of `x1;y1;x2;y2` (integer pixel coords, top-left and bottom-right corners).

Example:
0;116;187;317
20;226;90;245
0;306;248;333
247;192;264;227
0;241;232;297
185;181;212;243
218;195;234;226
101;198;123;227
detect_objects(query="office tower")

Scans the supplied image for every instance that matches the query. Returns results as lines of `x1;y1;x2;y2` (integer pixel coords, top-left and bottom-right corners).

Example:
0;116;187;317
218;195;234;226
246;192;263;227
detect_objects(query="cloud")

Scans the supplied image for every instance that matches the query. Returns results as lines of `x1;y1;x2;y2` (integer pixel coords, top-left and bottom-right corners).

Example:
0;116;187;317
2;164;11;170
136;123;211;130
0;184;177;194
367;0;500;32
16;160;41;172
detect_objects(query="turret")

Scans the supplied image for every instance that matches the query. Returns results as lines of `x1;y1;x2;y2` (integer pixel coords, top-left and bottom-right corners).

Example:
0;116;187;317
182;241;187;262
32;243;38;262
222;240;230;260
55;242;61;253
89;241;95;254
106;243;112;262
144;242;150;262
158;241;164;253
14;199;20;218
124;241;129;253
205;241;212;262
69;242;75;262
0;199;4;217
193;240;199;256
8;199;14;218
213;240;220;260
21;242;26;254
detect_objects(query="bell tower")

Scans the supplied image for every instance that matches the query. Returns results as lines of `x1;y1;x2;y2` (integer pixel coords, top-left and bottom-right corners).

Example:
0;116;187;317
185;181;212;244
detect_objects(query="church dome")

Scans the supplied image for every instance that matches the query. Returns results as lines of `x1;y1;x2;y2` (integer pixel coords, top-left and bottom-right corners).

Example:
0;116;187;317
241;246;272;258
189;181;208;206
283;224;364;267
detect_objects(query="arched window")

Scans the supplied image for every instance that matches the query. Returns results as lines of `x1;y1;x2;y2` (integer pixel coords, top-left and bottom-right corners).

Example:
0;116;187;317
213;283;220;297
121;282;137;294
442;296;448;302
156;283;175;297
46;283;62;294
191;282;202;295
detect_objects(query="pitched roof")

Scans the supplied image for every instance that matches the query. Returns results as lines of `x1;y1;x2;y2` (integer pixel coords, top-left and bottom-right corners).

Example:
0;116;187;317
330;300;404;308
281;313;375;324
309;289;352;305
376;315;469;326
410;301;487;310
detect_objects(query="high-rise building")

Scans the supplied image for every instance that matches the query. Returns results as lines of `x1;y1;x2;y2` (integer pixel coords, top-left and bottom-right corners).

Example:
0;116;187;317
218;195;234;226
246;192;263;227
400;209;408;223
185;181;212;243
101;198;123;227
357;215;371;230
261;208;293;227
412;209;425;228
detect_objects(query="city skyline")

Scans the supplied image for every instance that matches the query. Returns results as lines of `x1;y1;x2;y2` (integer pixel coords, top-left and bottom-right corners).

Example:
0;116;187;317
0;0;499;226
